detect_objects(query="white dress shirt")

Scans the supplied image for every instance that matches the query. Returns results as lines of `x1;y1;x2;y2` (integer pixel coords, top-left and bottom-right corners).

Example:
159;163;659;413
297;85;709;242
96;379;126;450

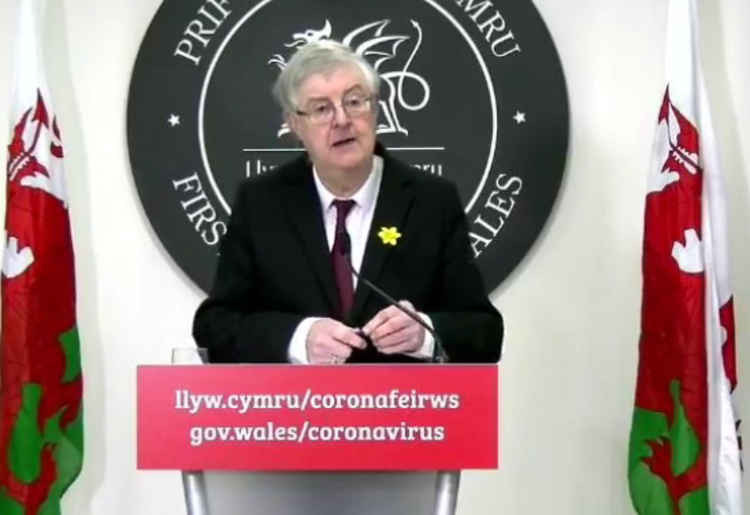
287;156;434;363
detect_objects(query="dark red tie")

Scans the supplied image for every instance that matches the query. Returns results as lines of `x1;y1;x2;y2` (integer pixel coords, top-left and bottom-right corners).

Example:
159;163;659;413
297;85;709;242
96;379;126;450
331;199;355;319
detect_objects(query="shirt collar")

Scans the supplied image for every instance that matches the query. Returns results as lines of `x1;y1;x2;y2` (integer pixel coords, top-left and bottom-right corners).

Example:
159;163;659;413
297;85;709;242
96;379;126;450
312;155;383;212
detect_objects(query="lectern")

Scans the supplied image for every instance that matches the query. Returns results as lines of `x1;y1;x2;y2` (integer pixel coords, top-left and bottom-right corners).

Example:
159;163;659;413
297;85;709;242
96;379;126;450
182;470;459;515
137;350;497;515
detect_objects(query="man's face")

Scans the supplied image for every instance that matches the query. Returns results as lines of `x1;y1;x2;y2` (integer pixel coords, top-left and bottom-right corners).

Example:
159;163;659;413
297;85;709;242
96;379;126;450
288;65;377;175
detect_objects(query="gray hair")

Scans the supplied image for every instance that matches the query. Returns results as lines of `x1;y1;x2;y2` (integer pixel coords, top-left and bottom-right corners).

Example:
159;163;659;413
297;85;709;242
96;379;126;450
272;40;380;115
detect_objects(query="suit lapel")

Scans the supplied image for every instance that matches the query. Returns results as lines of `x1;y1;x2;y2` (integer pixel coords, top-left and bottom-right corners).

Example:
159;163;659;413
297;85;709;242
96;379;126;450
280;160;339;314
350;158;414;321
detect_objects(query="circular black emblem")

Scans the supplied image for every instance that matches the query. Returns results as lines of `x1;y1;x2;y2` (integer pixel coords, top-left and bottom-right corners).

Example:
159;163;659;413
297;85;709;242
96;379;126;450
128;0;569;293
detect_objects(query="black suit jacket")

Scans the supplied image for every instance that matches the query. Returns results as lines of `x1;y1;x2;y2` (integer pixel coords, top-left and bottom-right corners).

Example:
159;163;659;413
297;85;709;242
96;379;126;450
193;145;502;363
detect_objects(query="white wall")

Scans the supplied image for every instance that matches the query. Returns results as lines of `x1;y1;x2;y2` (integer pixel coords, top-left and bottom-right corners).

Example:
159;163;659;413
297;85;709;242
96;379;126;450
0;1;747;513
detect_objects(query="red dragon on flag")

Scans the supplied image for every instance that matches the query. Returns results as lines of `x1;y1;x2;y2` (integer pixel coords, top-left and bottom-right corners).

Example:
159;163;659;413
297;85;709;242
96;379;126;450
0;32;83;515
629;1;742;513
629;87;711;514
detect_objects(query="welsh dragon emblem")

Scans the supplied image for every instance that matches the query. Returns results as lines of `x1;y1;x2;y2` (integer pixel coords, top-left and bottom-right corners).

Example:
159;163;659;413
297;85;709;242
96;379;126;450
268;19;430;138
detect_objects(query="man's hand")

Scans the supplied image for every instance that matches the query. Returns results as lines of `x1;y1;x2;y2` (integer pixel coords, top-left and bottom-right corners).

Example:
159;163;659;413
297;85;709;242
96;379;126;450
362;301;426;355
306;318;367;364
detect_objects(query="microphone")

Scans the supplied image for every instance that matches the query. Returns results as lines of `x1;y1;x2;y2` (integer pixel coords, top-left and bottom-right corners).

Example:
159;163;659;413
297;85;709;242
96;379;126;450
339;231;448;363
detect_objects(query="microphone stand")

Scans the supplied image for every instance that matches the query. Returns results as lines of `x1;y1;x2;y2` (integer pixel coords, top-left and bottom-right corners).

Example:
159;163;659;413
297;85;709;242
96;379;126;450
339;232;448;363
340;232;460;514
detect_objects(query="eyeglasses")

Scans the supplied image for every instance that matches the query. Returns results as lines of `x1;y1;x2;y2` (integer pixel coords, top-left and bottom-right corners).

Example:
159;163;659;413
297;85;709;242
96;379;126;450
295;91;374;125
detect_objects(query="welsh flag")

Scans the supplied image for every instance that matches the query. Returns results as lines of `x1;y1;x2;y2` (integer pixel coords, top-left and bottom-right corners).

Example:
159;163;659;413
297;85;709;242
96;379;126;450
0;1;84;514
628;0;742;514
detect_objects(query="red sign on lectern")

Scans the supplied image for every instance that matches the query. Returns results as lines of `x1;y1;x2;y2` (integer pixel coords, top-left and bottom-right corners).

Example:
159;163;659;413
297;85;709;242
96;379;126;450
137;365;499;470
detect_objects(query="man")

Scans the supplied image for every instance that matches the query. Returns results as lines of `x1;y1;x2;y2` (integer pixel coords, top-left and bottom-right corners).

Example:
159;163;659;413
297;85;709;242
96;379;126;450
193;40;502;364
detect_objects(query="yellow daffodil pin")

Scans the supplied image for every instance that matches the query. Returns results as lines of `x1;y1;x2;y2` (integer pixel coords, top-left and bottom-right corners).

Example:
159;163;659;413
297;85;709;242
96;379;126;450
378;226;402;246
